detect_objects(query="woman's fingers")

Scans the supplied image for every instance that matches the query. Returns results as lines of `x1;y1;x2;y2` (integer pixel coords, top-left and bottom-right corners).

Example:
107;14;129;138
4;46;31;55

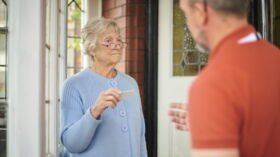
104;95;118;105
103;89;121;102
103;100;117;108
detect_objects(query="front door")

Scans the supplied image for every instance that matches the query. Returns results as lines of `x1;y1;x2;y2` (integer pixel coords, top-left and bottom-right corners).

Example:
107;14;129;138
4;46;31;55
157;0;207;156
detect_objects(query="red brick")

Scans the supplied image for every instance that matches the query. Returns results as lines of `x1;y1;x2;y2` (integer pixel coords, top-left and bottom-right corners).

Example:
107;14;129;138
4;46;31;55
127;0;145;3
125;4;145;16
126;51;144;61
103;7;123;19
126;38;145;50
126;60;144;73
126;27;145;38
103;0;116;12
139;85;144;94
116;17;127;28
126;16;145;27
129;72;144;84
116;0;126;6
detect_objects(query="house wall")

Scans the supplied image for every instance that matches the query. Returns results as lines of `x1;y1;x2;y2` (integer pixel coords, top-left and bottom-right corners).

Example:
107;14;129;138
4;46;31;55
102;0;146;105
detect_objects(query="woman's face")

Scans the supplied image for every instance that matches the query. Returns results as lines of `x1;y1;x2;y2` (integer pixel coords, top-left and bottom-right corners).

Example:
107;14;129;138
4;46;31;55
90;29;125;66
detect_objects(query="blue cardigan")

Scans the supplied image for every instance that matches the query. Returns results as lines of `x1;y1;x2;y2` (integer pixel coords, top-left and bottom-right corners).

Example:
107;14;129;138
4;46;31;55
60;68;147;157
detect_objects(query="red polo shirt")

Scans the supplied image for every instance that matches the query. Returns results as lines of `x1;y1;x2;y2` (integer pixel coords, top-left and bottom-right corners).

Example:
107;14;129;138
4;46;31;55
188;25;280;157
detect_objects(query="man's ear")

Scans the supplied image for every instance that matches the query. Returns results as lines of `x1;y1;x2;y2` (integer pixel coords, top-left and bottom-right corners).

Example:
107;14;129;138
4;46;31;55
193;2;208;26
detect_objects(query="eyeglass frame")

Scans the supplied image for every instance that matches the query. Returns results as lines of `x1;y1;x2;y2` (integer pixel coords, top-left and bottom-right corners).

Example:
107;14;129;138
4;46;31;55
99;40;127;49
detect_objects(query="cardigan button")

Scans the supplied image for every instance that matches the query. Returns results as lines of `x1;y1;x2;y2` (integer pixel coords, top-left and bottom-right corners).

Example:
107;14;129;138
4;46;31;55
110;80;118;87
119;110;126;117
122;125;128;132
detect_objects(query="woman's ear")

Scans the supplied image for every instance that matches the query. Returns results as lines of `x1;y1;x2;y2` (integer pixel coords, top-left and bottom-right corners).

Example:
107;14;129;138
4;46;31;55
89;50;96;57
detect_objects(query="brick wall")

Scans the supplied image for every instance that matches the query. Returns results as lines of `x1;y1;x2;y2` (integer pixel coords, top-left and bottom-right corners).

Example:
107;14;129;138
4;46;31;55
103;0;146;104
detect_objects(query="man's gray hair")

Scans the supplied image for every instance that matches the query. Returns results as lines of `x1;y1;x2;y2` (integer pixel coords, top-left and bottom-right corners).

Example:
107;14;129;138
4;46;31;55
81;17;120;55
188;0;250;17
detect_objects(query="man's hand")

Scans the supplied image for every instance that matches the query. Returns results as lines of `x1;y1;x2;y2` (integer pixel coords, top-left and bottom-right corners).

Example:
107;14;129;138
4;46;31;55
168;103;190;131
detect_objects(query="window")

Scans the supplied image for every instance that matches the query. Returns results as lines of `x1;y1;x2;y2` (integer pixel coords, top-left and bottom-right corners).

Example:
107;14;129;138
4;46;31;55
272;0;280;47
173;0;208;76
67;0;84;77
249;0;280;48
0;0;7;156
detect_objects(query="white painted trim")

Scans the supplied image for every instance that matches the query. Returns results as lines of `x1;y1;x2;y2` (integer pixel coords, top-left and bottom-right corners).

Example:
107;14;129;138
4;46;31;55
59;0;67;83
45;0;61;157
157;0;173;156
261;0;268;39
7;0;46;156
57;0;68;155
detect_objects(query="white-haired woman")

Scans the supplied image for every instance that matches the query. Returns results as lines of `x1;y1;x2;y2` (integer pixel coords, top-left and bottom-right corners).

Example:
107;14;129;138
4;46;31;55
60;18;147;157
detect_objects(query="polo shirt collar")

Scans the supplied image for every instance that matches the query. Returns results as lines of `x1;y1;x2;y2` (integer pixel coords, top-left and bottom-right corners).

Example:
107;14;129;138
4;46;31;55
209;25;257;61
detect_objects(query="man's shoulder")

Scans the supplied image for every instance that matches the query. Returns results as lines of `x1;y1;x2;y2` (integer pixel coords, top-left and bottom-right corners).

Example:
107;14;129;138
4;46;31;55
192;63;248;95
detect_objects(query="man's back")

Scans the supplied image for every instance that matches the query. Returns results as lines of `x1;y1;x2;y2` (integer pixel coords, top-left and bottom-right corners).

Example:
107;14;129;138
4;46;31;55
188;25;280;157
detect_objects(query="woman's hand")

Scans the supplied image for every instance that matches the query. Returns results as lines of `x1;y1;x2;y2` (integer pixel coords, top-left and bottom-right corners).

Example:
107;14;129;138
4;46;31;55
168;103;190;131
90;88;121;119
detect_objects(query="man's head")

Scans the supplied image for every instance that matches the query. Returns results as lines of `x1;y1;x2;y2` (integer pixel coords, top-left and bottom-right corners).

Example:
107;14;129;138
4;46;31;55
180;0;250;52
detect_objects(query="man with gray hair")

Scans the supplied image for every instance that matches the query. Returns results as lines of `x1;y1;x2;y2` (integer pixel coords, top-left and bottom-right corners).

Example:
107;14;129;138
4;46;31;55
169;0;280;157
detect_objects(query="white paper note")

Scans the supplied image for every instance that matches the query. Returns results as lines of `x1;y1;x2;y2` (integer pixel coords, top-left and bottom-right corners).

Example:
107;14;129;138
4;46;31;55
121;90;134;99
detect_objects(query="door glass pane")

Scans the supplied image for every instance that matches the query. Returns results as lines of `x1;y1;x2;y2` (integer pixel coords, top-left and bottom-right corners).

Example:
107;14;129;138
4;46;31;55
0;33;6;65
0;103;6;157
274;0;280;48
67;0;83;78
67;68;81;78
0;67;5;99
0;1;6;157
0;68;6;157
0;1;6;27
67;0;82;37
173;0;208;76
67;37;82;68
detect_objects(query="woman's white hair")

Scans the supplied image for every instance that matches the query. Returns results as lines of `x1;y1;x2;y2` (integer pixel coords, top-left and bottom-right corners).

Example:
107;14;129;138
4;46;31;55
81;17;120;55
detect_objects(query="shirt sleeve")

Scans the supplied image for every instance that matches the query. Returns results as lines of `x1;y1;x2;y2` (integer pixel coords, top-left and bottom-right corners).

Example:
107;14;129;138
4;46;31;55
60;80;102;153
188;71;243;149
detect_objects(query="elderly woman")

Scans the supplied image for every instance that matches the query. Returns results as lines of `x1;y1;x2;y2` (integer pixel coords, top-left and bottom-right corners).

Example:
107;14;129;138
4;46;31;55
60;18;147;157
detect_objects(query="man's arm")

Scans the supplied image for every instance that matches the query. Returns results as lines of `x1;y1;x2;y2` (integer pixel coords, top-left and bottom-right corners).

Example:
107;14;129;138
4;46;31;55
192;148;239;157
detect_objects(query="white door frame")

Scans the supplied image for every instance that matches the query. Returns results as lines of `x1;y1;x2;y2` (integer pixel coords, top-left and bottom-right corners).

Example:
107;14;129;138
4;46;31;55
45;0;64;156
7;0;46;156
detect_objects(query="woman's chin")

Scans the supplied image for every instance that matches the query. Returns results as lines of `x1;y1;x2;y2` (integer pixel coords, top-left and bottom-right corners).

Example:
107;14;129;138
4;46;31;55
110;57;122;64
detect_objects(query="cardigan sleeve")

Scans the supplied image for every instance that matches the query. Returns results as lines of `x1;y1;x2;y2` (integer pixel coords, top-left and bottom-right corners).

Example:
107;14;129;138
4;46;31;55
132;79;148;157
140;111;148;157
60;80;102;153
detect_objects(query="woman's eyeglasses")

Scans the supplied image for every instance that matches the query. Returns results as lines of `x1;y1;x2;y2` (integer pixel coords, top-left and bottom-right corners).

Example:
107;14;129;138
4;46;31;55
100;40;127;49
